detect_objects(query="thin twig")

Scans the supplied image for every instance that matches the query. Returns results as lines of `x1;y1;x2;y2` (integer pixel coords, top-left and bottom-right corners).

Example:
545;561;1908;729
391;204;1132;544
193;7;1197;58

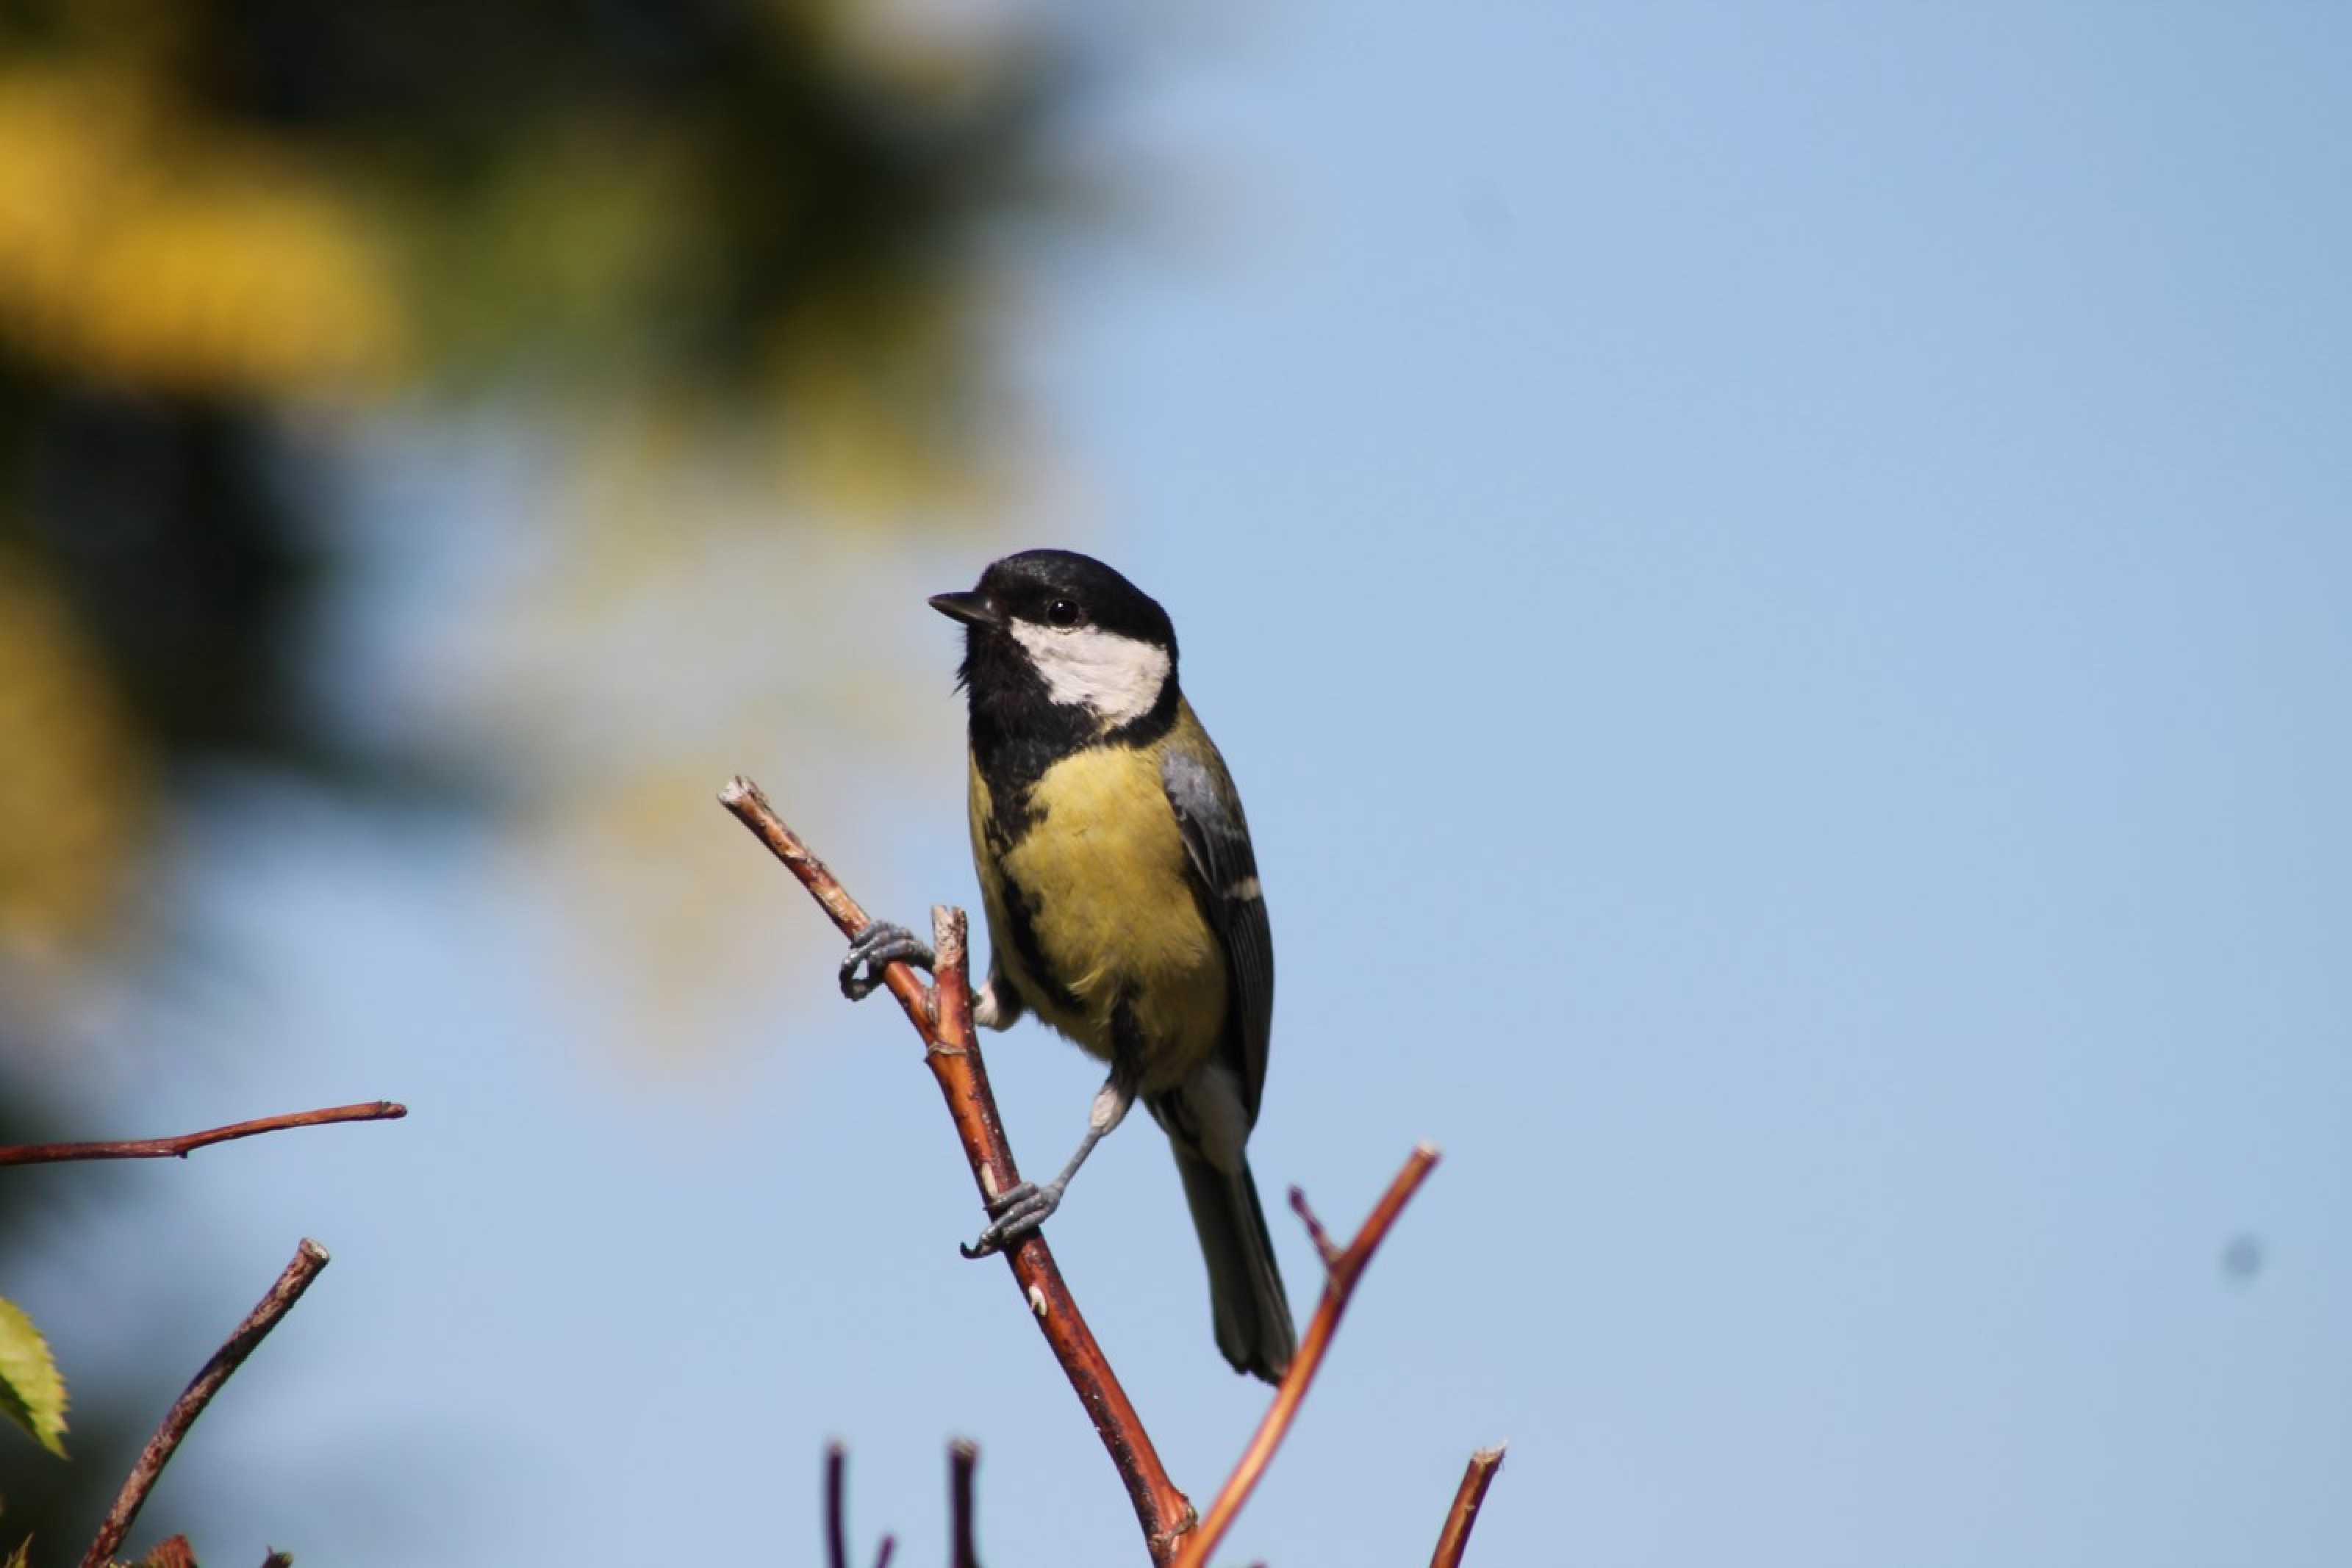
948;1439;980;1568
1169;1146;1442;1568
1290;1188;1340;1270
81;1240;332;1568
825;1441;849;1568
718;777;1194;1561
0;1102;406;1167
871;1535;896;1568
1429;1445;1507;1568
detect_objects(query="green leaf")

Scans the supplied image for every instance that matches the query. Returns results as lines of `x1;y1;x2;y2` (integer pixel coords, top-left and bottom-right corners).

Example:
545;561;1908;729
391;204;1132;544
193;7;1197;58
0;1299;67;1457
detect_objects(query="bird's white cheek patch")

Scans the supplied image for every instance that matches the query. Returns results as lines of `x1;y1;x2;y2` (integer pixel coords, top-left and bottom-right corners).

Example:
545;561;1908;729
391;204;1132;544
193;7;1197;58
1009;621;1170;725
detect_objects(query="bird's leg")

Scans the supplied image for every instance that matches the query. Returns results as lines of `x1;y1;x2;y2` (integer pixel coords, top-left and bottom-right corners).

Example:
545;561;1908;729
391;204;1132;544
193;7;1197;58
961;1074;1135;1259
839;920;934;1001
972;972;1022;1031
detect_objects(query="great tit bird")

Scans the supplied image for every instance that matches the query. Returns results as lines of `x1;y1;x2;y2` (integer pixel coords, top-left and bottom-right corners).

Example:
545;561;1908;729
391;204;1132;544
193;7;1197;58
841;549;1296;1382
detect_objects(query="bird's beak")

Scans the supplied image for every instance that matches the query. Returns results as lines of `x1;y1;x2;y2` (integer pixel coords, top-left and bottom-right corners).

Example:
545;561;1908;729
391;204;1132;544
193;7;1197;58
928;591;1003;629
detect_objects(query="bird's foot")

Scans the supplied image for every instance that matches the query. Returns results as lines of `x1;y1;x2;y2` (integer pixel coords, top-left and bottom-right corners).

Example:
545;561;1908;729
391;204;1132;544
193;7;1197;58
839;920;935;1001
959;1180;1065;1259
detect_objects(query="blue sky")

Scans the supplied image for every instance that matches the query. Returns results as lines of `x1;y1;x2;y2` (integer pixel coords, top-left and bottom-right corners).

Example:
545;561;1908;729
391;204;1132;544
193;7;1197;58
16;4;2350;1564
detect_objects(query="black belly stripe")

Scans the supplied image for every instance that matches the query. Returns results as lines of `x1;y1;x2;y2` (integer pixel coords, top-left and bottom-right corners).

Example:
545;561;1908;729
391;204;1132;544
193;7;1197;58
964;676;1180;1026
1109;993;1147;1085
991;857;1082;1015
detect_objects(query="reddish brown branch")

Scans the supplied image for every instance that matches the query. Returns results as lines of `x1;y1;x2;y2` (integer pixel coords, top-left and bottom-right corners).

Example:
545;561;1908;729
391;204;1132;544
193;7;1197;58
1169;1146;1442;1568
81;1240;332;1568
718;777;1194;1561
0;1102;406;1167
1429;1445;1507;1568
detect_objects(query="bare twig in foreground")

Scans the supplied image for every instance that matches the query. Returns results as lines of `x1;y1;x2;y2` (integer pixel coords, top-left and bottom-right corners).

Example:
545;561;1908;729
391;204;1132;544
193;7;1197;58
1169;1146;1442;1568
81;1240;331;1568
823;1443;898;1568
719;777;1193;1560
948;1439;980;1568
0;1102;406;1167
1429;1445;1507;1568
825;1442;850;1568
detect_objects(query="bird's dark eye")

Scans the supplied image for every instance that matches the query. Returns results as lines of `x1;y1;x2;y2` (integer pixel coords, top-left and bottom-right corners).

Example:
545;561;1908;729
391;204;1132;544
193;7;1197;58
1046;599;1082;627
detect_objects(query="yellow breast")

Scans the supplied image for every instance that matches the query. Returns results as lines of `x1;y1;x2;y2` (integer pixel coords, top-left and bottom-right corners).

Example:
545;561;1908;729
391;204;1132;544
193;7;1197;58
967;709;1227;1086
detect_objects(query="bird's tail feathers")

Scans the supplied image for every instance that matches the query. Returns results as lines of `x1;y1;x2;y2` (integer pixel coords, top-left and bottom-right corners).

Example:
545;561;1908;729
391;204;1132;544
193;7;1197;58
1173;1143;1296;1384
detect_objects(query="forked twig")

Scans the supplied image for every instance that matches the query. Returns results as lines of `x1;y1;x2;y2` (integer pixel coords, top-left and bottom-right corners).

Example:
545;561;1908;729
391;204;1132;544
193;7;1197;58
1429;1445;1507;1568
719;777;1194;1561
81;1240;332;1568
0;1102;406;1167
822;1442;906;1568
1169;1146;1442;1568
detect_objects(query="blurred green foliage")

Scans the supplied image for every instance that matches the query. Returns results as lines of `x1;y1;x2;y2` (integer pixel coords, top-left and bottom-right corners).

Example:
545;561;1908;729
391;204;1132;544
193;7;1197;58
0;1;1097;1555
0;0;1087;958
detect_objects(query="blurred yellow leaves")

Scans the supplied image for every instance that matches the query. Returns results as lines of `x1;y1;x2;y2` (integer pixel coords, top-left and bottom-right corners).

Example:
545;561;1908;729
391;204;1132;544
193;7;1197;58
0;66;403;393
0;546;148;964
372;417;992;1065
769;267;1005;515
0;0;1083;1037
0;0;1072;481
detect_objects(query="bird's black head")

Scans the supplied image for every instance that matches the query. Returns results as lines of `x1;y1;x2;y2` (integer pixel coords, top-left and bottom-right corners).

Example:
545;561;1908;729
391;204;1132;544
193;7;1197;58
931;550;1180;741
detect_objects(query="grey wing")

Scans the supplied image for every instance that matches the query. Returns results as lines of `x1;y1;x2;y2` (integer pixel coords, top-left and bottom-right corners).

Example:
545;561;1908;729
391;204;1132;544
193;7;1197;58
1161;748;1275;1125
